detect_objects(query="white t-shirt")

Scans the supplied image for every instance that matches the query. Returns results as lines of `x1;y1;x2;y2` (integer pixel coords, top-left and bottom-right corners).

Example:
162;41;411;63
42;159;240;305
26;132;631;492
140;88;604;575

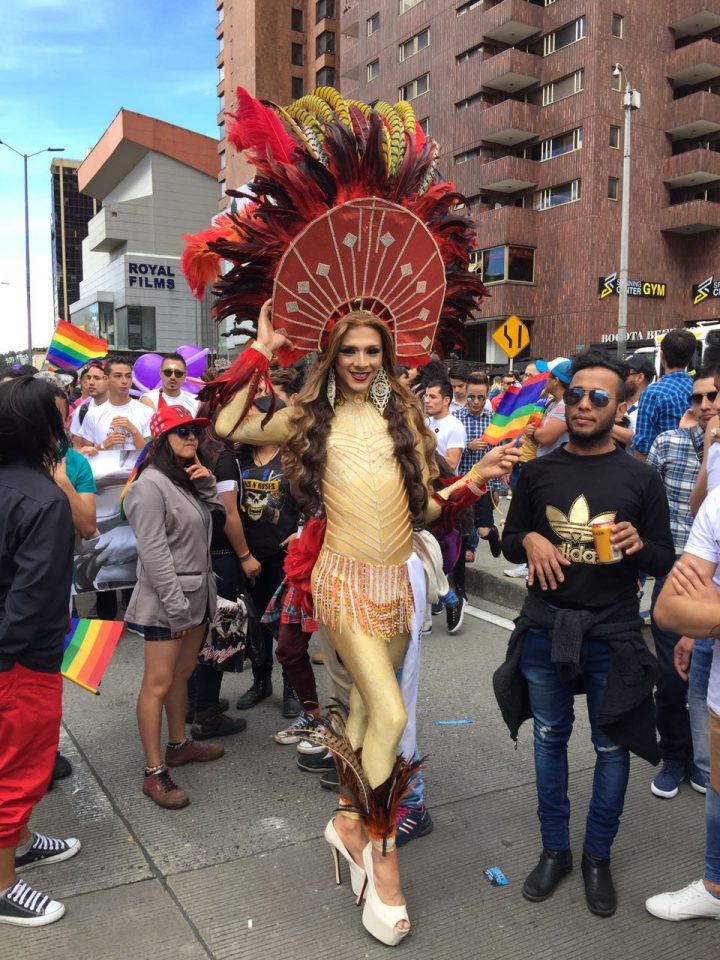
142;388;198;415
707;440;720;495
79;399;152;450
426;414;467;472
683;486;720;713
537;399;568;457
70;398;97;436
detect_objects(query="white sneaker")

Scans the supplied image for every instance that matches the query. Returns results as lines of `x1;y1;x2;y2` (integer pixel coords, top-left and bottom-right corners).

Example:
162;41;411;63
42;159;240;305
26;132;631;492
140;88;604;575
645;880;720;921
274;711;315;745
504;563;528;579
296;738;326;755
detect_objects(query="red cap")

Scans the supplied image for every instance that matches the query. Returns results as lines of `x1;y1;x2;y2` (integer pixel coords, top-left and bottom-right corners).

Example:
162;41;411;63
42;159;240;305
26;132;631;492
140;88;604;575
149;404;210;439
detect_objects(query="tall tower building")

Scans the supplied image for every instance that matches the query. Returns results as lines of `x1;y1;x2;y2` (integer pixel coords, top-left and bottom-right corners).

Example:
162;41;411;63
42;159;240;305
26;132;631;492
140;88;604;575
216;0;342;208
339;0;720;363
50;158;99;322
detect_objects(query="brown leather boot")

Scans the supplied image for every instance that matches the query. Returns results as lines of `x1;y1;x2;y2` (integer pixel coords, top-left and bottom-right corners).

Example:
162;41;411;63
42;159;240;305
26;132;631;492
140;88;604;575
142;767;189;809
165;738;224;768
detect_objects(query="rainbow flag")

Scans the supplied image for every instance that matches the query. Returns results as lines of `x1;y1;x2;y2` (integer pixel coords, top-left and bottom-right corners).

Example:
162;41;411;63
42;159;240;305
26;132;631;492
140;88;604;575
46;319;108;371
481;372;549;446
62;618;124;695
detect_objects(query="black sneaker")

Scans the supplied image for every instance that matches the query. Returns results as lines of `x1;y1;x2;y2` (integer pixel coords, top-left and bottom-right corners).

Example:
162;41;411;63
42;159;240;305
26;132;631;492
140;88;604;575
190;705;247;740
320;765;340;790
186;697;229;724
236;678;272;710
0;879;65;926
15;833;81;871
395;805;434;848
484;525;502;558
52;752;72;781
282;678;302;719
297;749;335;773
446;596;466;634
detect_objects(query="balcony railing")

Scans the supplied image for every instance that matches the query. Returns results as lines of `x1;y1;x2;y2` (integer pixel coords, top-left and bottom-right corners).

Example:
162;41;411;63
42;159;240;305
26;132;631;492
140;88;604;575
663;147;720;186
476;155;538;192
668;37;720;86
478;99;539;144
665;90;720;139
479;0;543;45
481;48;540;93
474;203;537;245
660;198;720;233
669;0;720;40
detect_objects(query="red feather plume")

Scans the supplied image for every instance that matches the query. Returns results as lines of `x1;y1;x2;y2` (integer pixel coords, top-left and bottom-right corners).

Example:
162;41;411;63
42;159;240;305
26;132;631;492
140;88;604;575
226;87;297;170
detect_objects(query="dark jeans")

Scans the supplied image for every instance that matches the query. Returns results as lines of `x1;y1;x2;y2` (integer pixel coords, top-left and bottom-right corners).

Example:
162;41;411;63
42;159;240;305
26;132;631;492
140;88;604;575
247;552;286;683
519;627;631;860
188;553;246;713
650;576;692;765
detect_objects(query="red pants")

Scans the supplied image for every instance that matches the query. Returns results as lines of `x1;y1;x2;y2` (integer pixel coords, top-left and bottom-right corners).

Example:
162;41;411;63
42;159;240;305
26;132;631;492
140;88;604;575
276;623;318;709
0;664;62;848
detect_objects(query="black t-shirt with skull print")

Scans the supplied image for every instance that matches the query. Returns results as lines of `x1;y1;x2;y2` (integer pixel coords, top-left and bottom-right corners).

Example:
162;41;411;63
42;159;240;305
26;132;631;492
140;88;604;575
237;449;299;559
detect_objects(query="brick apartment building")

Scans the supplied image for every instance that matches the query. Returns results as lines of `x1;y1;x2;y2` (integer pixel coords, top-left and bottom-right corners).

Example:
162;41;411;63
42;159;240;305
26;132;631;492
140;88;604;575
339;0;720;363
216;0;342;207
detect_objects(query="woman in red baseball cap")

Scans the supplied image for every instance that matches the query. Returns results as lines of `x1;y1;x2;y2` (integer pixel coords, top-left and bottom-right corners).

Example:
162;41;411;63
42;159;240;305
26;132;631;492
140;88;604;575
123;405;226;809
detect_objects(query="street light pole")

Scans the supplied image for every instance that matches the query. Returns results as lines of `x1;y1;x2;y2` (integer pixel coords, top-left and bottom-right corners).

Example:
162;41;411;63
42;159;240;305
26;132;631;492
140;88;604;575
0;141;64;363
613;65;640;361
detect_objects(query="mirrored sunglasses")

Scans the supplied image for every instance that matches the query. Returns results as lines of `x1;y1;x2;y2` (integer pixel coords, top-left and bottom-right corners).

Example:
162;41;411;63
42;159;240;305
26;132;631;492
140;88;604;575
564;386;612;408
170;425;203;439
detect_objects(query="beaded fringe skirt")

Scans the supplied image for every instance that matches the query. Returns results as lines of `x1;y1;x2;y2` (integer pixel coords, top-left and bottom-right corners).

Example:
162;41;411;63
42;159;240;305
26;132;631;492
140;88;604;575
313;548;414;640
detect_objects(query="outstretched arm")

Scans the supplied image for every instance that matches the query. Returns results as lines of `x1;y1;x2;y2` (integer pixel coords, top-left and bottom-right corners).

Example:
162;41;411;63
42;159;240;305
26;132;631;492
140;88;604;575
424;444;520;524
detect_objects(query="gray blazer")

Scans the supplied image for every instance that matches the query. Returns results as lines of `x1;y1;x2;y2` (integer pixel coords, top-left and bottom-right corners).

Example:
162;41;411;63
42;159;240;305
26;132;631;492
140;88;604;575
124;465;224;634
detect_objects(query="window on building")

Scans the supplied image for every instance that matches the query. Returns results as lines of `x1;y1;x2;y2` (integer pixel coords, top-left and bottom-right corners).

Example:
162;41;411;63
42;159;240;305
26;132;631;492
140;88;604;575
116;305;156;351
291;7;303;31
531;127;583;161
608;176;619;200
316;0;335;22
399;72;430;100
218;92;224;113
219;150;226;170
611;68;622;91
218;33;224;52
474;246;535;284
456;0;482;14
454;145;484;164
418;116;430;135
218;4;224;23
401;0;424;12
316;66;335;86
291;43;303;66
534;179;581;210
609;125;621;148
456;90;486;110
292;75;304;99
612;14;624;39
367;59;380;81
535;16;586;56
316;30;335;56
219;179;226;200
367;12;380;35
218;63;224;83
529;69;584;106
456;42;484;63
399;28;430;62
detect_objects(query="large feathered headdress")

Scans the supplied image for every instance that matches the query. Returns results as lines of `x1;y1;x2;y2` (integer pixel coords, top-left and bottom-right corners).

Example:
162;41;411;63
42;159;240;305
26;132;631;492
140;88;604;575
182;86;485;366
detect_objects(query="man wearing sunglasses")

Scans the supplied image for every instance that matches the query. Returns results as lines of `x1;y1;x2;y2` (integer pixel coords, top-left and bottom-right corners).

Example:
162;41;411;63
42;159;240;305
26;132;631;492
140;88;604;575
140;353;198;416
496;351;674;918
645;371;718;801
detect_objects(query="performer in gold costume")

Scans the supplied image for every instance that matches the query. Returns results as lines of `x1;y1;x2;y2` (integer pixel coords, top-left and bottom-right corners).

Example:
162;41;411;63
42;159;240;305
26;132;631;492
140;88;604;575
182;86;519;946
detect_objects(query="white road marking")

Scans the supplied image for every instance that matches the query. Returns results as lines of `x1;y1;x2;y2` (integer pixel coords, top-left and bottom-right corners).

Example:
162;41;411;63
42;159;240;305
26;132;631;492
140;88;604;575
465;603;514;631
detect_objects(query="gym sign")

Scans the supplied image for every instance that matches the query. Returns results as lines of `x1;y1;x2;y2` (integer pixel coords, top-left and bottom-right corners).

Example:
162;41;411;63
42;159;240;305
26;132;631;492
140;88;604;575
692;276;720;305
598;272;666;299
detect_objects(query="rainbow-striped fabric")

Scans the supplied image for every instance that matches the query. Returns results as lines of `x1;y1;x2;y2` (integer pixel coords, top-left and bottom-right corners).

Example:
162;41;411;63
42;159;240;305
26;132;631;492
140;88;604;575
481;372;549;446
46;319;108;371
62;618;123;694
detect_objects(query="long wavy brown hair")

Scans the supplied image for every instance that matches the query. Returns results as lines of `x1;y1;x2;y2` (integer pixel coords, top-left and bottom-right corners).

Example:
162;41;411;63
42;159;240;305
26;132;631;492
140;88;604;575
283;313;437;527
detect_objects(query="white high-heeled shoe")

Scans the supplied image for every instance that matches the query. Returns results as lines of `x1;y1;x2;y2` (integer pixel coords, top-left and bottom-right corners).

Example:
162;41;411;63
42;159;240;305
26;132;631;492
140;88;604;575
325;818;366;903
360;842;410;946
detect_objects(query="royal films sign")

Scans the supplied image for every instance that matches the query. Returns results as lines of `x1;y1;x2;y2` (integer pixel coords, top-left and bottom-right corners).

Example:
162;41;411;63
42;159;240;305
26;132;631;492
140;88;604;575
598;272;667;299
692;276;720;305
127;261;176;290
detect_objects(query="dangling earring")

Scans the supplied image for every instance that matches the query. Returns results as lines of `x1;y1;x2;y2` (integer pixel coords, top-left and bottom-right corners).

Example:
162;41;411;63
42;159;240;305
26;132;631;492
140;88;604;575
369;367;391;414
326;367;337;408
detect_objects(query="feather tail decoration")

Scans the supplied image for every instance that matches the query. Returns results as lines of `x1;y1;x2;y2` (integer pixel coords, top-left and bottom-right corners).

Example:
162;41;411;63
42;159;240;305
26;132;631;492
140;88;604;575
283;517;327;617
198;344;271;423
180;217;236;298
297;706;426;851
226;87;298;169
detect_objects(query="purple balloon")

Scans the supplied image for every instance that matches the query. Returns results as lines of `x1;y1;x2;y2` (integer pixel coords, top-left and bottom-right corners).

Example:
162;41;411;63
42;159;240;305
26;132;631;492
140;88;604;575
176;344;210;378
132;353;162;392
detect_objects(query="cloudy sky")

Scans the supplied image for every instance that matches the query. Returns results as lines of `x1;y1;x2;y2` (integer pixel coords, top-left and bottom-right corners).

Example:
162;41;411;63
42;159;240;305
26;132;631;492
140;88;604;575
0;0;218;353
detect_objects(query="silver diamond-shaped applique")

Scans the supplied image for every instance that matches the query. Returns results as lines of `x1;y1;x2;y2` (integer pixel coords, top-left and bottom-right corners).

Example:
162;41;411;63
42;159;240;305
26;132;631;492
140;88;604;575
421;336;432;350
418;308;429;321
380;232;395;247
343;232;358;248
285;301;299;313
416;281;427;293
297;281;310;293
316;263;330;277
400;263;412;277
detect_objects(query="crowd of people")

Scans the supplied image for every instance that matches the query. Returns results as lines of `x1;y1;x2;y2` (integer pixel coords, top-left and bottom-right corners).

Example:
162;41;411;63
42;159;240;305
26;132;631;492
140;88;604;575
2;322;720;941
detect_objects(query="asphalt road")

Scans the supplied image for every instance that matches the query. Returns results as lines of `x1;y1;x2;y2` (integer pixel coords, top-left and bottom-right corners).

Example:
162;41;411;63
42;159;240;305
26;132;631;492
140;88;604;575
5;598;719;960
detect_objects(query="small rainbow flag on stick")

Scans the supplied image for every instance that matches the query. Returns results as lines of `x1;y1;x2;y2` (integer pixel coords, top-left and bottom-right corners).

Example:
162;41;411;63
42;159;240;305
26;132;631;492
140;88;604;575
481;372;549;446
46;319;108;372
62;619;124;695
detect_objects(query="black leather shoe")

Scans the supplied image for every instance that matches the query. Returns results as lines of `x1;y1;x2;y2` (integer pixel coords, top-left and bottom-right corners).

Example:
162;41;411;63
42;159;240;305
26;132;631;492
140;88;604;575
52;751;72;781
236;678;272;710
191;705;247;739
522;849;573;902
186;697;228;724
483;525;503;558
282;679;302;719
581;852;617;917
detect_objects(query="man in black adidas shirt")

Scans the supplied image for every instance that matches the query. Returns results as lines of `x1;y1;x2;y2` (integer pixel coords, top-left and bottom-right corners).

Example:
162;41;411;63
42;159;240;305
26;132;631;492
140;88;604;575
495;351;674;918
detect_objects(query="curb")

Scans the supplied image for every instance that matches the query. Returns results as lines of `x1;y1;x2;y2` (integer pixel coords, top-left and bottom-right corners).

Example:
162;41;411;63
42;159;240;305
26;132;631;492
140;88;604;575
465;565;525;612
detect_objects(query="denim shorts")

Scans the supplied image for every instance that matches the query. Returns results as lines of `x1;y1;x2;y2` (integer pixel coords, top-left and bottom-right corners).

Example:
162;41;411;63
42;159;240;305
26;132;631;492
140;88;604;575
141;625;172;642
